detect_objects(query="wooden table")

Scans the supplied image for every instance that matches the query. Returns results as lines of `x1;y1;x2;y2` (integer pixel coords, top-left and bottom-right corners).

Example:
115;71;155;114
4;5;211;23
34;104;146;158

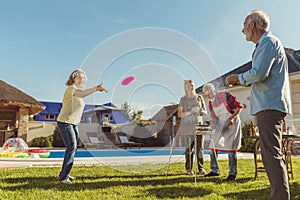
243;134;300;180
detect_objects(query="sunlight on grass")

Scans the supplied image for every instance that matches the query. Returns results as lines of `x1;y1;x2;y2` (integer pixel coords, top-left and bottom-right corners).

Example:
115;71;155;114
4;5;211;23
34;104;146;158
0;157;299;200
113;163;168;174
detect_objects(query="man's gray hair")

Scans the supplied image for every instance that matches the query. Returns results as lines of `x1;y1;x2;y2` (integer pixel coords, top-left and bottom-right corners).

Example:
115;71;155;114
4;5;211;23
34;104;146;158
248;10;270;31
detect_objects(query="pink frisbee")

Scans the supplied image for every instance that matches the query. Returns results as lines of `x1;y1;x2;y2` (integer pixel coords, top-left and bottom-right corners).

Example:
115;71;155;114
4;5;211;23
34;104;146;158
121;76;135;86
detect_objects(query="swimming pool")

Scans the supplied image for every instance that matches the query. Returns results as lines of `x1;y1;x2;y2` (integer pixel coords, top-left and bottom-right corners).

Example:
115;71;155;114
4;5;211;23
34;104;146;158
48;149;218;158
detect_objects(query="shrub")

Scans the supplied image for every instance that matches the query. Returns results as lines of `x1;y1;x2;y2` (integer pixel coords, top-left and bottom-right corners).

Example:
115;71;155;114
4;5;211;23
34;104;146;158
30;136;53;147
52;125;84;148
241;122;256;152
52;126;65;147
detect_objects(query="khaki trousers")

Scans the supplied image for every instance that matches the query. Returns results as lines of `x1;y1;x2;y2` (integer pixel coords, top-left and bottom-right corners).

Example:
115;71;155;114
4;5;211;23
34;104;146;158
256;110;290;200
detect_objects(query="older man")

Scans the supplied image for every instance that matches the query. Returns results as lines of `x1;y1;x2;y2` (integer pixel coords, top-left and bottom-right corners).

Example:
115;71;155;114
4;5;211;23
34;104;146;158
226;10;292;200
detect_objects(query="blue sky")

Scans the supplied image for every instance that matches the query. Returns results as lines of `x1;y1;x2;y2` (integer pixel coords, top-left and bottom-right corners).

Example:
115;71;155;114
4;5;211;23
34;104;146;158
1;1;300;118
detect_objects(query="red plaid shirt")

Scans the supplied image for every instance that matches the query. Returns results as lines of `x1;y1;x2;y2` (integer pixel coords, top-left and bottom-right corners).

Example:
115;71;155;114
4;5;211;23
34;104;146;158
208;91;243;120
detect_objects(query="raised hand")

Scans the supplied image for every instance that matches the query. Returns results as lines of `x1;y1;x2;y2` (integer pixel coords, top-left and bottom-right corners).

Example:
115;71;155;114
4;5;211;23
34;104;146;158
97;82;108;93
226;74;243;86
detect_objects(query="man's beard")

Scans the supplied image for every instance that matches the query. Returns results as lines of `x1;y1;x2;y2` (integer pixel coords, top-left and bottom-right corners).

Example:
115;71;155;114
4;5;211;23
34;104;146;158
245;29;253;42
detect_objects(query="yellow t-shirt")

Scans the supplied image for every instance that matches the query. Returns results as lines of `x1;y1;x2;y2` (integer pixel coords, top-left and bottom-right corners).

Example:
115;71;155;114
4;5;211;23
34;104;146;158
57;85;85;125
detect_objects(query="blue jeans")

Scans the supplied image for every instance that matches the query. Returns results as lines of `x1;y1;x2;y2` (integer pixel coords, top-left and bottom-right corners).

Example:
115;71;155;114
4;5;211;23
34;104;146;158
57;122;78;181
210;150;237;176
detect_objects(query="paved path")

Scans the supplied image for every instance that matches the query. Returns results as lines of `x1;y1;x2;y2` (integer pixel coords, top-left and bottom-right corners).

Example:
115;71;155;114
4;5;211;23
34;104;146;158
0;152;253;169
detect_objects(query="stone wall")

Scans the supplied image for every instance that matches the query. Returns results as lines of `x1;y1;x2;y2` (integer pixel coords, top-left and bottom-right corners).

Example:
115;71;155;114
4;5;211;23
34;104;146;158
17;107;29;141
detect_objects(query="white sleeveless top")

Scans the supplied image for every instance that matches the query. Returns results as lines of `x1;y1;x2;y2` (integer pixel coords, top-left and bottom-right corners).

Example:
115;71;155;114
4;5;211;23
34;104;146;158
209;102;242;152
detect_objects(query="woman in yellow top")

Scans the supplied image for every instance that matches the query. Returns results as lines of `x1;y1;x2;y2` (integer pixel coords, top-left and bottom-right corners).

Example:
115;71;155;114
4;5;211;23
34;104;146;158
178;80;207;175
57;69;107;184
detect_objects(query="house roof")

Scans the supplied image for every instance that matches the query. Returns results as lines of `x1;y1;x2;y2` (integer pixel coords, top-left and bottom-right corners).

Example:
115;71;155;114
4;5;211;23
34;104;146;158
83;105;123;114
38;101;103;115
196;48;300;93
0;80;45;115
39;101;62;114
286;48;300;73
103;102;117;107
151;104;178;121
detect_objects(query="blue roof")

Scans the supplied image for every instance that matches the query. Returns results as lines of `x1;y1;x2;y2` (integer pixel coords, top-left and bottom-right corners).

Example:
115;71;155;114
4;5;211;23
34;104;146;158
39;101;104;115
39;101;62;114
103;102;117;107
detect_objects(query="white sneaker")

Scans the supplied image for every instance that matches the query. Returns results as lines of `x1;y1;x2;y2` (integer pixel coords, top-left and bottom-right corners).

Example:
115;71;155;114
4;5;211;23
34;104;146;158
199;168;207;175
186;170;194;175
68;175;76;180
61;178;72;184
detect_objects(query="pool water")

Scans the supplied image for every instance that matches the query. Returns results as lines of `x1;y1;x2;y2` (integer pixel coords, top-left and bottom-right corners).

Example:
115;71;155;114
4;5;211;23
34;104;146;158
48;149;221;158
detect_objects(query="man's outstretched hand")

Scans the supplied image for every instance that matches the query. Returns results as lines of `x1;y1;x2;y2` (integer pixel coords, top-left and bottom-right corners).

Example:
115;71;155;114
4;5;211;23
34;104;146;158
226;74;243;86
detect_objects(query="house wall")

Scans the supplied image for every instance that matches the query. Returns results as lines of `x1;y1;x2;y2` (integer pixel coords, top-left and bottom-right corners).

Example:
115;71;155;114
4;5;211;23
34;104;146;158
289;75;300;133
109;112;131;124
291;79;300;118
27;121;57;142
18;107;29;140
82;111;131;124
34;114;58;122
27;121;116;149
227;87;253;124
156;120;173;147
0;110;16;130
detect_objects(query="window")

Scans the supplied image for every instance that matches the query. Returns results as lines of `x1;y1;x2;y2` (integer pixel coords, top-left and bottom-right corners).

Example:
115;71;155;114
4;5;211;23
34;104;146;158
104;114;113;121
45;114;56;120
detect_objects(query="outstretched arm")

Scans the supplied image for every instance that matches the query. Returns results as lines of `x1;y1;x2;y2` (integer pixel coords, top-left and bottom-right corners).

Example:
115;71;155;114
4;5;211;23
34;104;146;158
74;82;108;98
226;74;243;87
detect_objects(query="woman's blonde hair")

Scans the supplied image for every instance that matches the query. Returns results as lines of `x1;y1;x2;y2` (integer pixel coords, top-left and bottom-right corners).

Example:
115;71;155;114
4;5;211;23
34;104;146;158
65;69;87;86
184;79;196;95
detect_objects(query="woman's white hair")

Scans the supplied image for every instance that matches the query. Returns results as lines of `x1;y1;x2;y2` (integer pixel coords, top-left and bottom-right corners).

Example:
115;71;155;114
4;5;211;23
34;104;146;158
202;83;217;96
248;10;270;31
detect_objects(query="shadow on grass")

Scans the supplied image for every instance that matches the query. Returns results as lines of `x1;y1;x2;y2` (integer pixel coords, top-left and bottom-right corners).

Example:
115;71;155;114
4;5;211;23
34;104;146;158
290;182;300;200
0;173;253;192
223;187;270;200
223;182;300;200
145;186;212;199
80;173;253;184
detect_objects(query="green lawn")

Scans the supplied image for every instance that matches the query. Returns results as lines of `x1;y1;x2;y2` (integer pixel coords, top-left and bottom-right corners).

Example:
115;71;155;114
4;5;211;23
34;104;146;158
0;157;299;200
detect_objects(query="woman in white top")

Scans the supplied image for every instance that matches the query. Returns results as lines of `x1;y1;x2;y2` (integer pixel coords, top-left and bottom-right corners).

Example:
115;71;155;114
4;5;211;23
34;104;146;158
57;69;107;184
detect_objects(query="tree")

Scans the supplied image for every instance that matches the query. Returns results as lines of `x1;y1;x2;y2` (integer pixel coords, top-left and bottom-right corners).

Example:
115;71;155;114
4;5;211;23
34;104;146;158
121;102;143;123
121;102;132;117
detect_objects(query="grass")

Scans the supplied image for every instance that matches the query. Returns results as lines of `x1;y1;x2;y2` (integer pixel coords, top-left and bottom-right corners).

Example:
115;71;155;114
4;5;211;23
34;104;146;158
0;157;300;200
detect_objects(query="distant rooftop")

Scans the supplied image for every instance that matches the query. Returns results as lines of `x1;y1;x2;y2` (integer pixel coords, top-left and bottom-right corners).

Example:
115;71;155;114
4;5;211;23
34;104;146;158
196;48;300;93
